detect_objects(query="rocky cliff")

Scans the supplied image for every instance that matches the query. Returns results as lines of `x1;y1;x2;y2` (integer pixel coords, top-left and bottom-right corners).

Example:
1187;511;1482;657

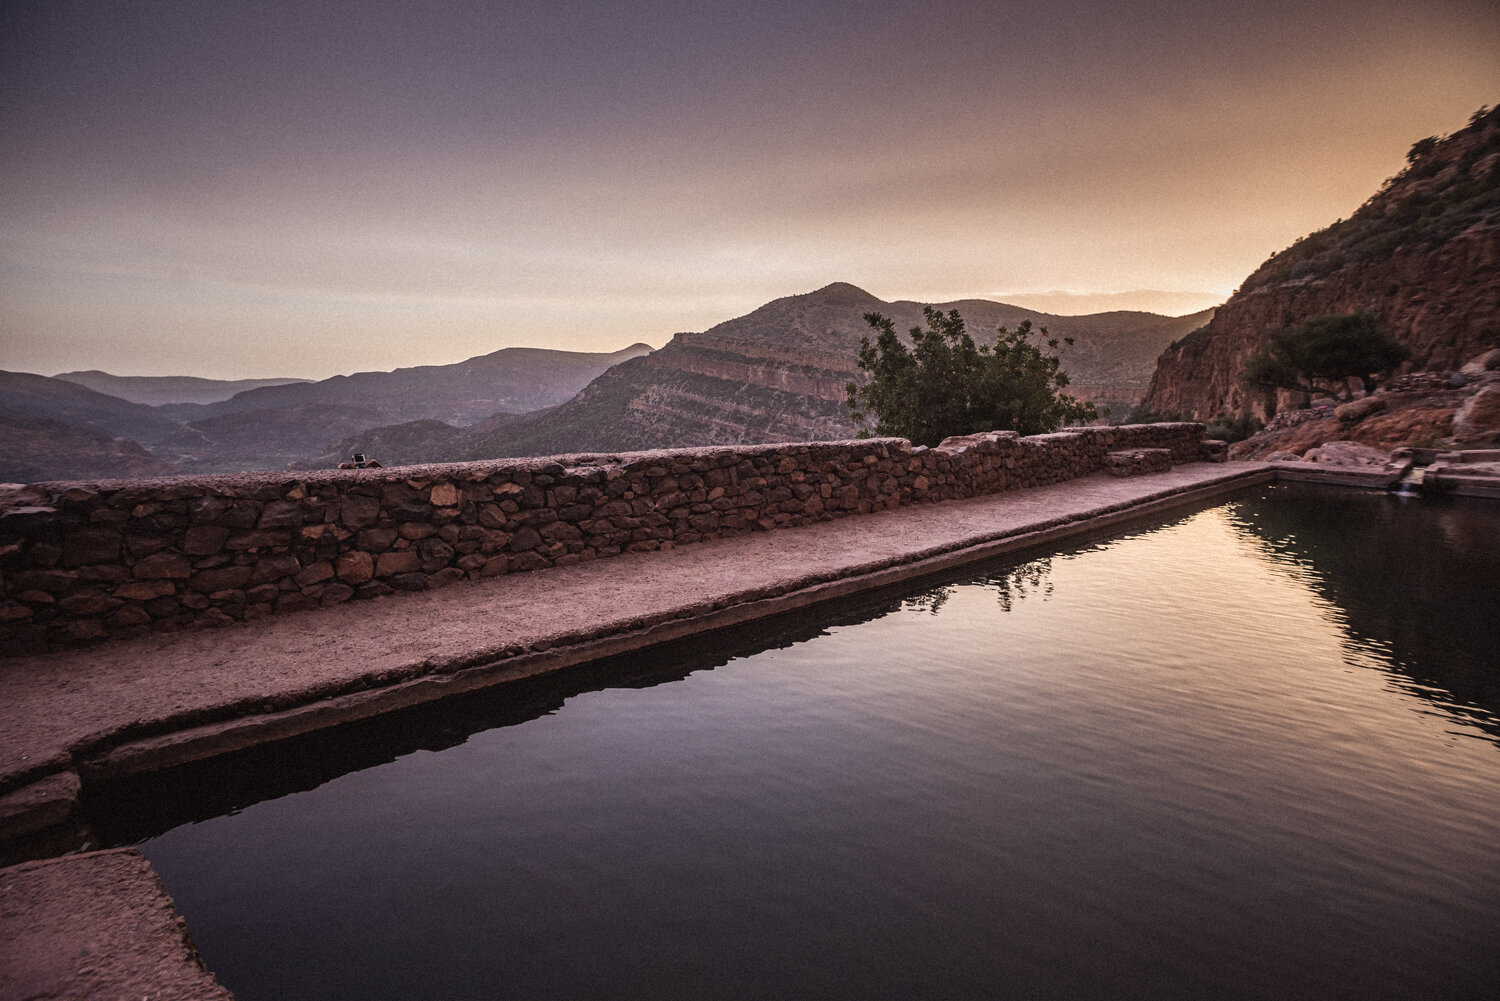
1142;105;1500;420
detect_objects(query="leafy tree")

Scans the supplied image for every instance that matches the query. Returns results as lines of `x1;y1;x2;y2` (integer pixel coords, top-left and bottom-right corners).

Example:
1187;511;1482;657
845;307;1098;447
1238;312;1410;414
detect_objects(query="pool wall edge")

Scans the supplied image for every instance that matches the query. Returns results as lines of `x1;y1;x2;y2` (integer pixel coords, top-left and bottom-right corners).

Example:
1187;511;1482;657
82;465;1275;784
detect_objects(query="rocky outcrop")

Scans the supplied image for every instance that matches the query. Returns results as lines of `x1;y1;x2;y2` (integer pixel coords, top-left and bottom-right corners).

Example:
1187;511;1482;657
1303;441;1393;466
1142;106;1500;420
1230;348;1500;459
1454;385;1500;445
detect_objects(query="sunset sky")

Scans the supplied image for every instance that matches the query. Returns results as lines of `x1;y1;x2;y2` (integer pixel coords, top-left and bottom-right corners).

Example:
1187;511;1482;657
2;0;1495;380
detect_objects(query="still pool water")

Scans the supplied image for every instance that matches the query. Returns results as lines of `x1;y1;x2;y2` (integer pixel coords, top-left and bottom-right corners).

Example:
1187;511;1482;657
115;484;1500;1000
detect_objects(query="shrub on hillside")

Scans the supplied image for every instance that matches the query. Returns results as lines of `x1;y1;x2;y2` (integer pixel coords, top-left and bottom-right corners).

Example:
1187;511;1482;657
846;308;1099;447
1203;412;1263;443
1239;313;1410;416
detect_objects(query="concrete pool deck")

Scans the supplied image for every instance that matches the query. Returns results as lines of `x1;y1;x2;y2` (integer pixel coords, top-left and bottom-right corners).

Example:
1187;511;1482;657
0;848;233;1000
0;461;1277;999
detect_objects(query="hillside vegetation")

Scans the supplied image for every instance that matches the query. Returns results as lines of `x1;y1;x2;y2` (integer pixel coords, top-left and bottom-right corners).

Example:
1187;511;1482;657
1141;104;1500;422
1244;105;1500;293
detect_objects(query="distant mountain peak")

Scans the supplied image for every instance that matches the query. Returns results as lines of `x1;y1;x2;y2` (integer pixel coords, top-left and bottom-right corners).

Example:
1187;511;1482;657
807;281;879;299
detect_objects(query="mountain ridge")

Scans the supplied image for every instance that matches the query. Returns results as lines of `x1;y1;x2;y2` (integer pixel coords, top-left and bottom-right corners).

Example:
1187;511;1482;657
53;371;311;406
298;284;1210;467
0;343;655;480
168;342;655;426
5;286;1211;480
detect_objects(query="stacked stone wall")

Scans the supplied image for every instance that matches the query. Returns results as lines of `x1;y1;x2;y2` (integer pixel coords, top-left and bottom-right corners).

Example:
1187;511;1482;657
0;424;1215;653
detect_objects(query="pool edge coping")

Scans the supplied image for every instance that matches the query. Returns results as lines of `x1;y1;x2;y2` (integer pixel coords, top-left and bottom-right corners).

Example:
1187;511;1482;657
64;465;1277;790
20;461;1461;1001
4;464;1283;854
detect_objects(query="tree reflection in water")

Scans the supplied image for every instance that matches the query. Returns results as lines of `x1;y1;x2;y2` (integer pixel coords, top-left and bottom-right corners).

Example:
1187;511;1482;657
901;556;1056;615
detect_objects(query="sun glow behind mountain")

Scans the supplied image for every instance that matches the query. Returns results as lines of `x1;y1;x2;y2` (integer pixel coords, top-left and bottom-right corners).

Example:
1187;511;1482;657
0;0;1494;379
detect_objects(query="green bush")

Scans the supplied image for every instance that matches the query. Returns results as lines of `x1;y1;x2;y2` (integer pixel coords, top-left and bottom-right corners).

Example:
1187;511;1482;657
1239;312;1410;410
1203;412;1264;443
846;308;1099;447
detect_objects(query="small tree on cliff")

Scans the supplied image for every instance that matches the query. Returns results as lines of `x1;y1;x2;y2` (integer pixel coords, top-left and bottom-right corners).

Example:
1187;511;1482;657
1239;312;1410;414
846;307;1098;447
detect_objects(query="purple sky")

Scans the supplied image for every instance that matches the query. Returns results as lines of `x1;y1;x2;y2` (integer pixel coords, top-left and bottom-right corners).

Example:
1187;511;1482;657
2;0;1496;379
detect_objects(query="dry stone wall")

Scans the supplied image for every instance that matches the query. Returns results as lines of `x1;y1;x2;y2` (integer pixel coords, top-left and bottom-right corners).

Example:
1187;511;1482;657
1;424;1218;654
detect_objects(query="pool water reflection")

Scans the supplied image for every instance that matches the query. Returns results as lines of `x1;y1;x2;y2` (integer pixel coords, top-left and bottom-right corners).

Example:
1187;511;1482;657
126;485;1500;1000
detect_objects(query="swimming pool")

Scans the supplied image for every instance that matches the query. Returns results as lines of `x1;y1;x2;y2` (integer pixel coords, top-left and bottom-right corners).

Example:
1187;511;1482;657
117;484;1500;1000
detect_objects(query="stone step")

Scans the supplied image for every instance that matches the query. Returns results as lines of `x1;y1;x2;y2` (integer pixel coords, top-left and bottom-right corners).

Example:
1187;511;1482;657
1104;448;1173;476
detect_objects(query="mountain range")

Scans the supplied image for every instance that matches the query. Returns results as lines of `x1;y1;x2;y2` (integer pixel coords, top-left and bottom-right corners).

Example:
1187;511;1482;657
10;101;1498;483
2;289;1204;482
0;343;650;480
53;372;311;406
298;284;1210;467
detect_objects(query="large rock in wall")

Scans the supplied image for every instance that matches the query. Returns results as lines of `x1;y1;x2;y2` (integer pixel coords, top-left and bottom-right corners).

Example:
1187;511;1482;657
0;424;1211;654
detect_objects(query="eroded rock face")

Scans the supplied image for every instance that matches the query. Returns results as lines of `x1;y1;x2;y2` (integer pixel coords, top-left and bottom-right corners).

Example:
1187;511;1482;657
1143;228;1500;420
1230;349;1500;459
1142;108;1500;422
1453;385;1500;445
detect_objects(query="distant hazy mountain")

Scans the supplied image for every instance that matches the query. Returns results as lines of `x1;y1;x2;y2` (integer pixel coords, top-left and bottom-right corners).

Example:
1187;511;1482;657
53;371;310;406
0;415;179;483
175;343;654;427
299;283;1210;467
0;370;187;449
1;342;655;480
992;290;1227;316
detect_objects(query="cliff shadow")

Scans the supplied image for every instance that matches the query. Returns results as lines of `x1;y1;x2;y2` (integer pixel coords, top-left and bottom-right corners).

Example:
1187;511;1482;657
1225;483;1500;743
